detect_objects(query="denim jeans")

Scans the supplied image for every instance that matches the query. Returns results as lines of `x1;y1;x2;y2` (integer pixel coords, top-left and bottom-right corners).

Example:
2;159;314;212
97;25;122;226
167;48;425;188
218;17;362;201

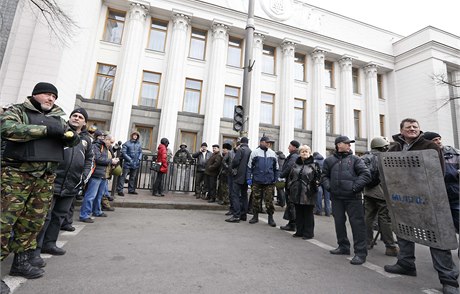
79;177;105;219
315;185;331;215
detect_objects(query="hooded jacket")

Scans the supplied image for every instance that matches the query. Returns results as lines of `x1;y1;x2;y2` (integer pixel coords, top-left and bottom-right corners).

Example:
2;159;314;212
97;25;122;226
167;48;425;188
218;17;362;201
122;132;142;169
321;150;371;199
156;142;168;174
91;138;111;178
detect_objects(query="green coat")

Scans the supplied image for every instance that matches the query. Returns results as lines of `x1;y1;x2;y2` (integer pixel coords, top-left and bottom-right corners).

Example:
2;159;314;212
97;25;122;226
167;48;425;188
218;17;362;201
1;97;80;177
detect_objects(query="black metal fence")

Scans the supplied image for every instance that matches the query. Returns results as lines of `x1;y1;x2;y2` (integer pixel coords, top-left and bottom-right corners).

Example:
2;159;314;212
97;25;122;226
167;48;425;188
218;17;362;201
135;155;197;193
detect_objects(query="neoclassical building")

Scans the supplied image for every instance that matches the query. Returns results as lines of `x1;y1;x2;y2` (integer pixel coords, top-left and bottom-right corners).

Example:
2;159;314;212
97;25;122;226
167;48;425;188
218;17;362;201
1;0;459;155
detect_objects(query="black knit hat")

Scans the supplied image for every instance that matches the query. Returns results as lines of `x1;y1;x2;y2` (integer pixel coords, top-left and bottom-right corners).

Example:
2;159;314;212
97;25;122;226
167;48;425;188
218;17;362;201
32;82;58;98
423;131;441;141
201;142;208;147
240;137;249;144
290;140;300;148
70;108;88;122
222;143;232;150
212;144;220;148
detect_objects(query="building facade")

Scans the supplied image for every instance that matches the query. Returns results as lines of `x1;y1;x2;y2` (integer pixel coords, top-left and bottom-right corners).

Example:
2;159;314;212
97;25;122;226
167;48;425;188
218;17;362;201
1;0;459;155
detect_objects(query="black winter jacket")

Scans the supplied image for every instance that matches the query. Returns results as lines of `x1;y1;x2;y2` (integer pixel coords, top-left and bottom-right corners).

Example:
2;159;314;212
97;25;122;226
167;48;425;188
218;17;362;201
280;150;299;179
231;144;251;185
287;156;321;205
91;139;111;178
53;130;94;197
322;150;371;199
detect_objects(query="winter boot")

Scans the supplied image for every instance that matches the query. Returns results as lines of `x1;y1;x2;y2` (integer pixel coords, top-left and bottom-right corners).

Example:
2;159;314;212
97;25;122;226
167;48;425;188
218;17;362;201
268;214;276;227
1;280;10;294
249;213;259;224
28;250;46;268
9;252;44;279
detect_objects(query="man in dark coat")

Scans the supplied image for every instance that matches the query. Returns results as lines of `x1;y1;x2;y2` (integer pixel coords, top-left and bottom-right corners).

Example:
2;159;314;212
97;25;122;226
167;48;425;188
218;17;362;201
192;143;212;199
322;135;371;265
226;137;251;223
384;119;459;294
279;140;300;231
33;108;93;265
204;144;222;203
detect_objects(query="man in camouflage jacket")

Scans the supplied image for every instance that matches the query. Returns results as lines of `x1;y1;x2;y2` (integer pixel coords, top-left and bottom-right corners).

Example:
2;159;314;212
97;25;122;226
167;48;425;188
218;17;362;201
1;82;79;283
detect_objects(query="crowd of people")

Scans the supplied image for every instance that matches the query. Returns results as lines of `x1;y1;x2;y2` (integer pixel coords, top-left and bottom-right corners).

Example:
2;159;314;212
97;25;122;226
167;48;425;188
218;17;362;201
1;83;459;294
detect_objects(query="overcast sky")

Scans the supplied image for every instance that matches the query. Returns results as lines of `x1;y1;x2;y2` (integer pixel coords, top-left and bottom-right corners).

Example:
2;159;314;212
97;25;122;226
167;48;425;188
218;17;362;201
305;0;460;37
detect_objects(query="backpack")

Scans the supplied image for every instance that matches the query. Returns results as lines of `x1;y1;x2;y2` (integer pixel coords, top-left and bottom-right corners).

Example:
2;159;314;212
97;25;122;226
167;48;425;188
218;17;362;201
361;153;380;188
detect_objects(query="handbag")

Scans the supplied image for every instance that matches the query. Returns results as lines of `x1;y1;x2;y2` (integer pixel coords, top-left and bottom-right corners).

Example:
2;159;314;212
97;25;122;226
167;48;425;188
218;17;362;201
151;162;162;172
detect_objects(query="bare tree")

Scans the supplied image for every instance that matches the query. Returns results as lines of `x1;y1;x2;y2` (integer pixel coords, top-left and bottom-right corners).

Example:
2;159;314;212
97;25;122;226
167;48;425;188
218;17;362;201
431;73;460;112
28;0;79;46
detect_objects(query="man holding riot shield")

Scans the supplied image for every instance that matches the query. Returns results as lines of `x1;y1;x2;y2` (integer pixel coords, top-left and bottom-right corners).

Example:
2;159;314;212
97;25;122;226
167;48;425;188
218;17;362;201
383;118;458;294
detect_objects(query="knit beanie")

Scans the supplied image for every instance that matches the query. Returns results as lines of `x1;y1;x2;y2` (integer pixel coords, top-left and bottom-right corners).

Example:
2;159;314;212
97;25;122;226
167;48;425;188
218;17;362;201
32;82;58;98
423;131;441;141
70;108;88;122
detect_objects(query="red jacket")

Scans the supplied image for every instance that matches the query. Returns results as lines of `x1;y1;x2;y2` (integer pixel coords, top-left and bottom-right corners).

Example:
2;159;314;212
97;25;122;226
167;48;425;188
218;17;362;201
157;143;168;173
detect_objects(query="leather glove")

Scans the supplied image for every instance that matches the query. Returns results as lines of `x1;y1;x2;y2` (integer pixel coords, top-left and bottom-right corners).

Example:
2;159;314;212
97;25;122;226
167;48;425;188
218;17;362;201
46;124;64;138
247;179;252;186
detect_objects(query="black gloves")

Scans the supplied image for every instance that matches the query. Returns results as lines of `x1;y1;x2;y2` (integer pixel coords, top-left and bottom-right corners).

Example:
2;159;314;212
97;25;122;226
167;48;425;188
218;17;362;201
46;124;64;138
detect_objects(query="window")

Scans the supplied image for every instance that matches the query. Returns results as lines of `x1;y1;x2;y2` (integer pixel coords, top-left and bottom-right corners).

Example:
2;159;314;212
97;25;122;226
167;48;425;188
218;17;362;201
102;10;125;44
223;86;240;118
183;79;202;113
260;92;274;124
377;74;383;99
135;126;153;150
352;67;360;94
93;63;116;101
180;131;197;152
294;53;306;81
227;37;242;67
262;45;275;75
325;104;335;134
354;109;361;138
324;61;334;88
294;98;306;129
139;71;161;108
189;28;207;60
379;114;385;136
148;19;168;52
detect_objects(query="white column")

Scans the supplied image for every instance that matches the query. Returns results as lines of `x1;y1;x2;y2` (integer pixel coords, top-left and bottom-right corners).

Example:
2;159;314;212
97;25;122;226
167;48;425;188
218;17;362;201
202;22;229;146
364;63;380;146
248;33;264;150
157;13;191;150
451;71;460;147
338;56;354;139
279;40;296;154
110;2;148;141
311;49;326;156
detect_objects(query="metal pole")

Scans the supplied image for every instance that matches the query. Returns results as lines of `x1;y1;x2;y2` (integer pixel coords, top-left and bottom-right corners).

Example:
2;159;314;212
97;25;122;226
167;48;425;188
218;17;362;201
241;0;255;136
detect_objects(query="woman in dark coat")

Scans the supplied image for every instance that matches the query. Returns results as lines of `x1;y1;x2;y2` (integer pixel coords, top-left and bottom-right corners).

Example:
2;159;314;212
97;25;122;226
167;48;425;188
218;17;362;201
287;145;321;239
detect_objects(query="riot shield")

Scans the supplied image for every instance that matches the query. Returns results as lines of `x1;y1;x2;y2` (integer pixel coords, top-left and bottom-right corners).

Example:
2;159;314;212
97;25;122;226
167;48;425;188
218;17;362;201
378;149;457;250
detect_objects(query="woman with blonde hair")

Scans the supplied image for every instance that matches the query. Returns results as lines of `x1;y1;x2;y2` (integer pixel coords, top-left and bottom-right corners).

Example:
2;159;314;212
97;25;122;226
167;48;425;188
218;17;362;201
287;145;321;239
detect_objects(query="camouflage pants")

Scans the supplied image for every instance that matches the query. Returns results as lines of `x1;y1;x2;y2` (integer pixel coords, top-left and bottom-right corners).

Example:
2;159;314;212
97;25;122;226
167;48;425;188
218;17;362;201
252;183;275;215
1;168;55;260
217;177;229;205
